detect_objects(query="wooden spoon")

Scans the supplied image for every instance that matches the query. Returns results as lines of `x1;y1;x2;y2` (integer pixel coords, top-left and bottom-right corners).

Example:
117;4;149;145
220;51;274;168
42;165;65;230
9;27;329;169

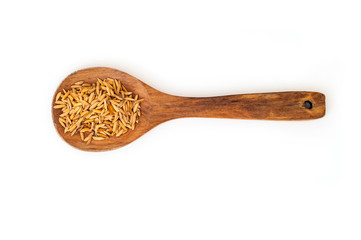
52;67;325;151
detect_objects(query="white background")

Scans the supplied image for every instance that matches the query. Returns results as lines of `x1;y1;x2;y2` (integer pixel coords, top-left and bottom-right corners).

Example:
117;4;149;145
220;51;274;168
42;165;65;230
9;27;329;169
0;0;359;239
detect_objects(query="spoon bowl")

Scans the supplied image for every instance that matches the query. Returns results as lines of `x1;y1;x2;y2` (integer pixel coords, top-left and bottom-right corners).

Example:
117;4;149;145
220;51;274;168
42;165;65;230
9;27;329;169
52;67;325;151
52;67;157;151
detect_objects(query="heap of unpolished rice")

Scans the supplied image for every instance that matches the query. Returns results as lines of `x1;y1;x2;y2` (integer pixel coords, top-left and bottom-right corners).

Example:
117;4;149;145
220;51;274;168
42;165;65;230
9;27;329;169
53;78;143;144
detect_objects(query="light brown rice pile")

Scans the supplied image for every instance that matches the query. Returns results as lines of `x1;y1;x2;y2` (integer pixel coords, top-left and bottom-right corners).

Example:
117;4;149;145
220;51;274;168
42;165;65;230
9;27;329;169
54;78;143;144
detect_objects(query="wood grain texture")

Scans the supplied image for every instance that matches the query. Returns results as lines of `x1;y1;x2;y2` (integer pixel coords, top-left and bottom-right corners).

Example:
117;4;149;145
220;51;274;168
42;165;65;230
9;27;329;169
52;67;326;151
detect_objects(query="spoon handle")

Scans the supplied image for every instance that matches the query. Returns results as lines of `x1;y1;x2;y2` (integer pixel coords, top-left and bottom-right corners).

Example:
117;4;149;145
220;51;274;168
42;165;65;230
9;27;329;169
153;91;325;121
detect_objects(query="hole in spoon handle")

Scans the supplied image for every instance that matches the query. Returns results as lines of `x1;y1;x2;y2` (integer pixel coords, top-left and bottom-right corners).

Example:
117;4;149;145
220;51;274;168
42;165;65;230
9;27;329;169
303;100;313;109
